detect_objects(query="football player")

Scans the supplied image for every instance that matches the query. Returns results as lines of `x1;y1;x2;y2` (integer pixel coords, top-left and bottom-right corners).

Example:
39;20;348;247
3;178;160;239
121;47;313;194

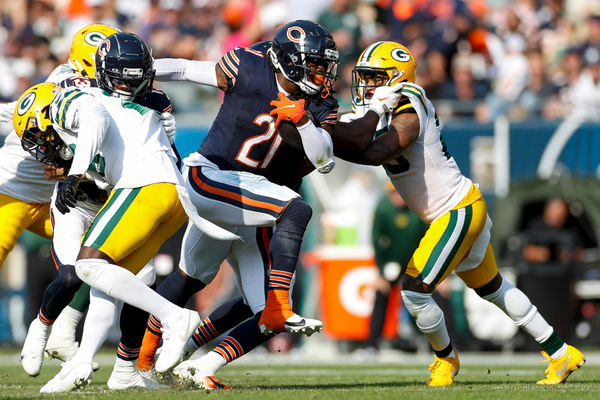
0;23;118;372
296;41;586;386
12;34;236;392
135;20;339;388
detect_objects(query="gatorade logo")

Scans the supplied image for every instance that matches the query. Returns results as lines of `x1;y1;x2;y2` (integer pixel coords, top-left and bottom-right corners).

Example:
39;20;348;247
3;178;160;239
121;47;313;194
391;48;411;63
338;266;377;317
84;31;109;47
17;92;36;116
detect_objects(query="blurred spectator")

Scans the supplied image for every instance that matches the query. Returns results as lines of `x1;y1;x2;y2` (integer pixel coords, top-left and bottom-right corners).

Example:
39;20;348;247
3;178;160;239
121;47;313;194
567;46;600;121
522;198;582;265
518;48;562;120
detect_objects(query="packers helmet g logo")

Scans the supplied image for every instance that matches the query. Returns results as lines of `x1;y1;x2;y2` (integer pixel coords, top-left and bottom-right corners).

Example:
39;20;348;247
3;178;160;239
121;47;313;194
391;48;411;63
17;92;36;116
84;31;109;46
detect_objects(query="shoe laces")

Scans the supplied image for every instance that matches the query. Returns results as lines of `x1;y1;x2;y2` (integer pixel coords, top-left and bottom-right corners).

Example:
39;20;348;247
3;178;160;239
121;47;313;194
539;351;555;375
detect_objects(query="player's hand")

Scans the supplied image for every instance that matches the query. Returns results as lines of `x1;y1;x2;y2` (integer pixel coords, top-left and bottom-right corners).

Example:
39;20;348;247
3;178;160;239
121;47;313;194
159;112;176;144
44;164;68;181
368;83;404;117
0;101;16;124
269;92;307;129
55;174;81;214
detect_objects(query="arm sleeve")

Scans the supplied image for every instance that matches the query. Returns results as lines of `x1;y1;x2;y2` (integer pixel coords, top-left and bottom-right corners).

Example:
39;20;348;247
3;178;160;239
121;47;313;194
154;58;218;87
68;100;109;176
296;120;335;173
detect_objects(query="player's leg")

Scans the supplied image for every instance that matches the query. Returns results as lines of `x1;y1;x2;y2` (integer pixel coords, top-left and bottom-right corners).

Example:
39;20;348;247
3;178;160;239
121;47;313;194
106;264;165;390
174;226;272;389
74;184;197;373
458;243;585;384
23;194;100;375
0;193;51;268
137;220;232;371
402;196;488;386
185;163;319;335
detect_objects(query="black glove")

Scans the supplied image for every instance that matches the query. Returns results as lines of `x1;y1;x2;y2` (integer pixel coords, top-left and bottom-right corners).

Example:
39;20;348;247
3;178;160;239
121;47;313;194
55;175;81;214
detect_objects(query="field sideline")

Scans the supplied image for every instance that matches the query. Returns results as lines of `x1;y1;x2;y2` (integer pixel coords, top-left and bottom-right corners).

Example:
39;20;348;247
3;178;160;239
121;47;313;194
1;345;599;399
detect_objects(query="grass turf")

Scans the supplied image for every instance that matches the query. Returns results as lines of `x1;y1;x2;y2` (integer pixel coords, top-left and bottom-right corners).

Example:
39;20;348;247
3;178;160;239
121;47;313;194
0;359;598;399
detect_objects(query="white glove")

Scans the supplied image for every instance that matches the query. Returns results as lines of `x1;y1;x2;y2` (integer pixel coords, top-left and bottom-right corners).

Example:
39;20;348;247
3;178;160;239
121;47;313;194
368;83;404;117
159;111;176;144
0;101;16;124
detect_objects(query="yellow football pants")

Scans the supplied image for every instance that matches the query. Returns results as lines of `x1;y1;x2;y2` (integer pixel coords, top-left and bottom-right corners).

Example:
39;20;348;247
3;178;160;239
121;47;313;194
0;193;52;269
81;183;187;274
405;185;499;290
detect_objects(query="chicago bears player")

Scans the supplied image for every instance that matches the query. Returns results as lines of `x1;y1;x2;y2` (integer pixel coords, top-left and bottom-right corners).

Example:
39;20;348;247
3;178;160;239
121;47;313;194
135;20;339;386
0;23;118;372
13;32;234;392
304;41;586;386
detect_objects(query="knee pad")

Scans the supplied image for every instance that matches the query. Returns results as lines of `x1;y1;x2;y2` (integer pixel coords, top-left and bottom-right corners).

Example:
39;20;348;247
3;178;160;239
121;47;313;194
58;264;83;290
277;198;312;235
482;276;537;326
401;290;445;333
75;258;109;286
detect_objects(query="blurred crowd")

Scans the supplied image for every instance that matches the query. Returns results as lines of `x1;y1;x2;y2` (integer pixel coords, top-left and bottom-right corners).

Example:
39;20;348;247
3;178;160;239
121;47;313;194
2;0;600;122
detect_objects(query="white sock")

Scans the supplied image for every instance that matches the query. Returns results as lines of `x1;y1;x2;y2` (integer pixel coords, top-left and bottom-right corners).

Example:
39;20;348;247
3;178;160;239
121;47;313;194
401;290;451;352
482;277;553;342
75;258;181;320
48;306;83;341
203;350;227;375
72;288;118;363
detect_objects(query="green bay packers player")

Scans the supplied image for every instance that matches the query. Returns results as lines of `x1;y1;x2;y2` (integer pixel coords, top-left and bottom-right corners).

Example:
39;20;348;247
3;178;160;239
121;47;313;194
279;41;585;386
0;23;119;368
12;78;237;390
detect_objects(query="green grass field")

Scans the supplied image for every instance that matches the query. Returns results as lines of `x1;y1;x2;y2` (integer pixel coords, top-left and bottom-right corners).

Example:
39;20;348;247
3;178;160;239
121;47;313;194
1;348;599;400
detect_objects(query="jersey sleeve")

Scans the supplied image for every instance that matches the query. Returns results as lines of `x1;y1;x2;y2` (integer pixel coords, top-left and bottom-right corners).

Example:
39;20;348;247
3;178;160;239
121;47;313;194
217;47;244;93
308;94;339;128
49;88;88;131
145;89;173;113
392;97;415;117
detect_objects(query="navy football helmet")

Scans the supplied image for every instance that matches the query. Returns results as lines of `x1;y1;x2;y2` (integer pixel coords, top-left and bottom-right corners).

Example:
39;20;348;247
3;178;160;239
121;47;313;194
268;20;339;97
95;32;155;100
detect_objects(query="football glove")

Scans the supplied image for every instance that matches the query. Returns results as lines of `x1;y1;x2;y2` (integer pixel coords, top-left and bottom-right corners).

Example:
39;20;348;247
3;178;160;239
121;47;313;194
368;83;404;117
159;111;176;144
55;174;81;214
269;92;306;129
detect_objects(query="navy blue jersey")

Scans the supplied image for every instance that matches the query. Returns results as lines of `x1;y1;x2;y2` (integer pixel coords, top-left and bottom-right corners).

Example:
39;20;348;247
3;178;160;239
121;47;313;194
198;46;338;192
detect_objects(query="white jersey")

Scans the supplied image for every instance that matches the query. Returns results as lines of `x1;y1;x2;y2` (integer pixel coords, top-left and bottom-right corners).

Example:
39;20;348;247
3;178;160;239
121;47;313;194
344;83;473;224
49;87;180;190
0;64;78;203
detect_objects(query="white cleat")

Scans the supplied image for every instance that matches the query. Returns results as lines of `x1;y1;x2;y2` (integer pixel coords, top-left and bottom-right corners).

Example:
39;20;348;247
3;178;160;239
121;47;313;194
173;359;230;390
40;359;93;393
21;318;50;376
107;358;166;390
44;336;78;362
260;314;323;337
155;309;201;373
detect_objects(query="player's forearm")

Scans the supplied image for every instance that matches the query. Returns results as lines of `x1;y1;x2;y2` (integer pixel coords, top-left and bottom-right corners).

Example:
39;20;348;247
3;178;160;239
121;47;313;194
154;58;218;87
68;103;109;176
296;120;335;174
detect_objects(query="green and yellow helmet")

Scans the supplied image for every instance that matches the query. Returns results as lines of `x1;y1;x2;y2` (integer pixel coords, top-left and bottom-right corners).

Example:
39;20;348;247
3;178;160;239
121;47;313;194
69;23;120;78
13;82;63;164
351;41;417;109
